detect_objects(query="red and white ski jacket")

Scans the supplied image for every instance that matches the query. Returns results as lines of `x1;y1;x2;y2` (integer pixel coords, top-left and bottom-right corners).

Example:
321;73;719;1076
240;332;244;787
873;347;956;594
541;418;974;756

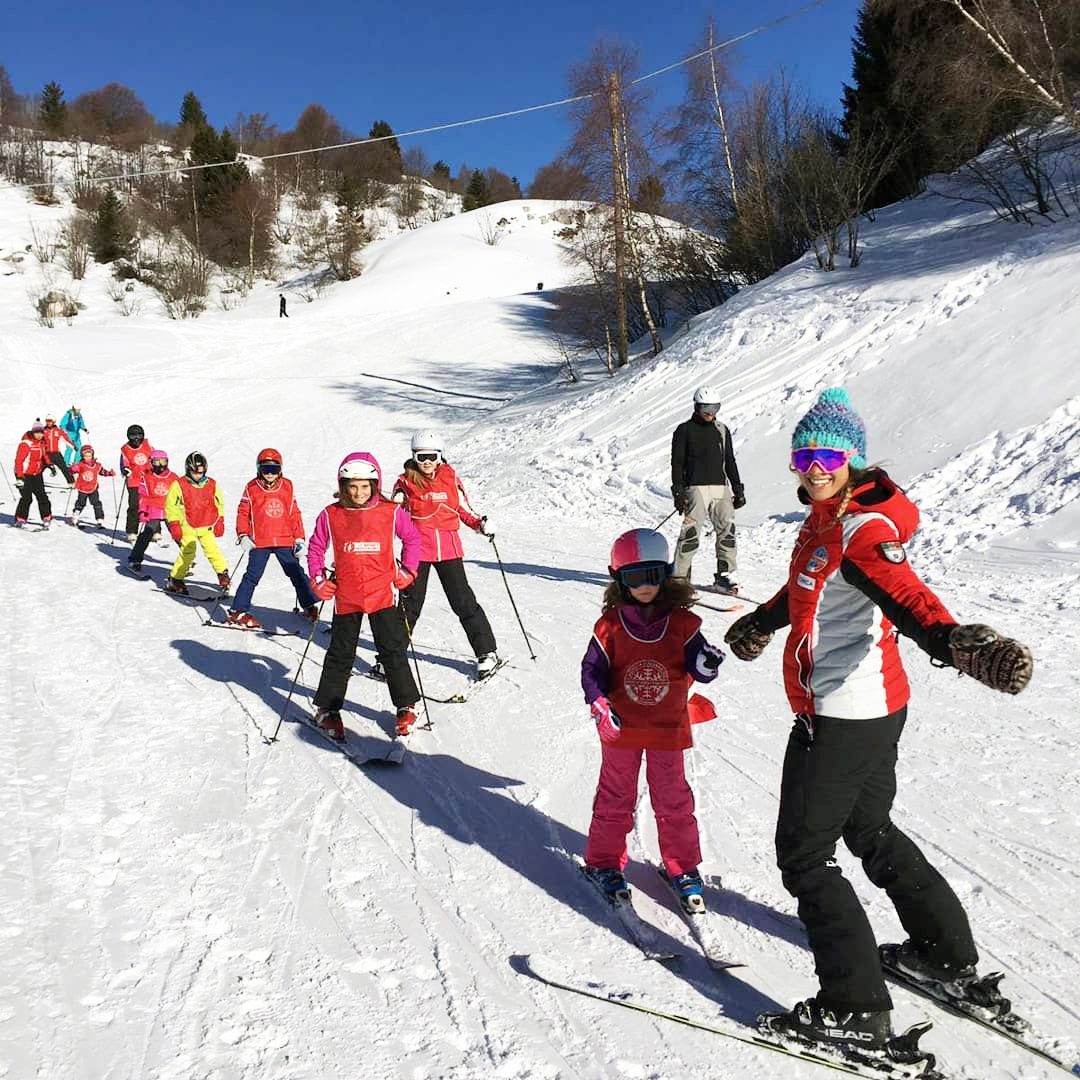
754;471;957;719
42;424;74;455
14;434;49;478
71;459;115;493
138;469;178;522
236;476;305;548
393;462;483;563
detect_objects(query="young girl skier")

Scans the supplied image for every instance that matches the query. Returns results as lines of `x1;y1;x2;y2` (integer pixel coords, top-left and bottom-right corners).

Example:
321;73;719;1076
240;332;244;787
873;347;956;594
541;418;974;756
69;445;115;527
42;415;75;484
580;528;724;913
228;448;319;628
128;450;177;576
307;453;422;740
388;430;499;680
725;388;1034;1060
164;452;230;595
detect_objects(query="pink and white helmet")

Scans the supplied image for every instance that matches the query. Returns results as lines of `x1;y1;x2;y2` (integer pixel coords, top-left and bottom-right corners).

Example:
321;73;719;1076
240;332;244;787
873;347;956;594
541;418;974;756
609;528;671;573
338;452;380;483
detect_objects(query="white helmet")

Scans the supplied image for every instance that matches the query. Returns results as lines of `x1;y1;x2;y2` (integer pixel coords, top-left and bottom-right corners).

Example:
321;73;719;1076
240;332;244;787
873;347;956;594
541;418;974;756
410;429;442;454
338;457;379;481
693;385;722;407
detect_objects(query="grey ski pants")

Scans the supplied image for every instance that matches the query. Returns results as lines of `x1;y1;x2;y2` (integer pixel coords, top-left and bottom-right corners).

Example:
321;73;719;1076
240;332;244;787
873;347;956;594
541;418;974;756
673;484;736;580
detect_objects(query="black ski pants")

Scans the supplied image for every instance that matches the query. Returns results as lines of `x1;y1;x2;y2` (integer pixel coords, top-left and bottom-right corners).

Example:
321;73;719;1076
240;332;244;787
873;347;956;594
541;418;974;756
400;558;496;657
47;451;74;484
124;485;140;536
775;707;977;1013
314;606;418;712
15;473;51;522
130;518;163;566
72;490;104;519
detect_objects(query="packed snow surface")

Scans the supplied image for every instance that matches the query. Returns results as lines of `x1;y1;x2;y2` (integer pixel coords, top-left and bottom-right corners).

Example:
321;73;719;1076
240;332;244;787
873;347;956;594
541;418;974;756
1;184;1078;1080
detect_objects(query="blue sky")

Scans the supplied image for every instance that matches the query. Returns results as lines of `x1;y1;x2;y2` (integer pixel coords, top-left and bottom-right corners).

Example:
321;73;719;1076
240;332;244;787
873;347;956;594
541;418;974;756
5;0;862;186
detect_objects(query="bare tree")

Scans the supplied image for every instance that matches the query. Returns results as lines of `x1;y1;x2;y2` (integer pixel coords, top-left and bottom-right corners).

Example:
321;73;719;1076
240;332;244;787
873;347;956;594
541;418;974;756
59;213;92;279
935;0;1079;131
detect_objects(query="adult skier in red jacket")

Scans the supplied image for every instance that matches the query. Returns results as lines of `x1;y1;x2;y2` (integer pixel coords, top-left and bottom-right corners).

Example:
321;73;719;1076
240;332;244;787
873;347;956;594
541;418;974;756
725;388;1034;1060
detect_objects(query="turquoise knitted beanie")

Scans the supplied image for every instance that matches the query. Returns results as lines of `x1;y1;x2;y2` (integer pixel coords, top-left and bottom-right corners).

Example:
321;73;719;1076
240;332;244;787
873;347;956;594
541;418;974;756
791;387;867;469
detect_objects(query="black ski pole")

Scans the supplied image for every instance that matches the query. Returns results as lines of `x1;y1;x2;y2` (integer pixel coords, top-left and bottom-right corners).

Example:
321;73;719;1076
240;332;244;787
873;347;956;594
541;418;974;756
487;534;537;660
269;599;326;743
111;479;126;546
204;548;249;626
655;508;677;530
401;610;432;730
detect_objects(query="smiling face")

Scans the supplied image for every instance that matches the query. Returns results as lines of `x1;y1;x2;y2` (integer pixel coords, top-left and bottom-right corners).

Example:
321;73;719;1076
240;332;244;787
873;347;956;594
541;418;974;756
797;460;851;502
342;478;374;507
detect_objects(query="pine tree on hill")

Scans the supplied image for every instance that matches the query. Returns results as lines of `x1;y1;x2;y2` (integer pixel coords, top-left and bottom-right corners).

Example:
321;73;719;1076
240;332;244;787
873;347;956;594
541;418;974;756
368;120;403;175
39;81;67;137
177;91;209;148
462;169;492;211
92;188;135;264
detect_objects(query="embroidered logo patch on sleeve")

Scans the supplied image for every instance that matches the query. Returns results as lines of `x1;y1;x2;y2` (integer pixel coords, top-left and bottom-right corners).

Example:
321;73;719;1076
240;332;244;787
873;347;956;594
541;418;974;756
880;541;906;563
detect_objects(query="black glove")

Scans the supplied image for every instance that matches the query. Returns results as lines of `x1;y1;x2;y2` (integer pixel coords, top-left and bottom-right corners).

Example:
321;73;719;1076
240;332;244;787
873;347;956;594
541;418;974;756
732;484;746;510
724;613;773;662
672;485;689;514
948;624;1032;695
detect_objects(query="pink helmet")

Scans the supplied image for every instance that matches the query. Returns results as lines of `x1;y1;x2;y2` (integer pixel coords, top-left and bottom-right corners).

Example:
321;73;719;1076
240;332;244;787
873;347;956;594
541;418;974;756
609;528;671;573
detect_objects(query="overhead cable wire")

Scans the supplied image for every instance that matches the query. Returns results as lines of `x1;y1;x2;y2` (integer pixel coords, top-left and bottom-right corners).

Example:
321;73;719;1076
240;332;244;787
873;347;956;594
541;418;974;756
0;0;831;194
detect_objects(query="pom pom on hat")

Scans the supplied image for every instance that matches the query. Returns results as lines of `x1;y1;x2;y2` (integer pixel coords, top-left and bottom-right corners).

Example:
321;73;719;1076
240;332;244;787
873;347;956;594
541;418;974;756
791;387;867;469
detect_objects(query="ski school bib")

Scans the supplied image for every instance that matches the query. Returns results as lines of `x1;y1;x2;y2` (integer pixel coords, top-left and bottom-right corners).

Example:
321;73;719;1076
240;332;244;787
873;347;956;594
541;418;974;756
592;607;701;751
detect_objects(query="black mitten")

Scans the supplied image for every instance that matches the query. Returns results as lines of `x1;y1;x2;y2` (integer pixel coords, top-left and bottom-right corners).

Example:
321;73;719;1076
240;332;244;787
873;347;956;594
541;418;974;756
949;624;1033;695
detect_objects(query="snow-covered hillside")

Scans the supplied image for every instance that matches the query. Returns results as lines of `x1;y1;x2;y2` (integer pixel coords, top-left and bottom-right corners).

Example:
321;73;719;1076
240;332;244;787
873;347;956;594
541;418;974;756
1;171;1078;1080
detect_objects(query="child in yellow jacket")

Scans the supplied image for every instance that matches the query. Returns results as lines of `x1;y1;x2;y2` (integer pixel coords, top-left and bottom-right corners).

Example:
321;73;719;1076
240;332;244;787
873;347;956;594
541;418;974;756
164;451;229;594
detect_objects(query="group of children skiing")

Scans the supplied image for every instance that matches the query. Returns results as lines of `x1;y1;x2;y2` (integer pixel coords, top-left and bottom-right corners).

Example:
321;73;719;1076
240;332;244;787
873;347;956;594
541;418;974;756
8;387;1040;1069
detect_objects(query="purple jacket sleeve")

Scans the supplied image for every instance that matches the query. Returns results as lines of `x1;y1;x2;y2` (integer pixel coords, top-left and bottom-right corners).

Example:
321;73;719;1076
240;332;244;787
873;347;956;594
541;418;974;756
580;636;611;705
394;505;422;573
685;629;720;684
307;508;330;579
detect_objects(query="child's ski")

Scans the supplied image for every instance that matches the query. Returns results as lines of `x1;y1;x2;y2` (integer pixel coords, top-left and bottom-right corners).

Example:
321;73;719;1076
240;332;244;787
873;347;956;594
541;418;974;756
652;864;744;971
424;657;510;704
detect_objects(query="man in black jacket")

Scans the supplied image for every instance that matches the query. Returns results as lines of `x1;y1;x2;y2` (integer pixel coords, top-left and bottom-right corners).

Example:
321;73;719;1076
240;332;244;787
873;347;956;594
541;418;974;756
670;385;745;591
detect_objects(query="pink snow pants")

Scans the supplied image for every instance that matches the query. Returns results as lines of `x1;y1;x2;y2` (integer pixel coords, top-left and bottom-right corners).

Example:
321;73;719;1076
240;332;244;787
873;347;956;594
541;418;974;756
585;744;702;877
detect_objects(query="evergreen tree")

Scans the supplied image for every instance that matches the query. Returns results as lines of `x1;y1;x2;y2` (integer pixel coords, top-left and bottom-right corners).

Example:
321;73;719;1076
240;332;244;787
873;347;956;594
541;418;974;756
39;81;67;136
462;169;492;211
92;188;134;263
179;91;208;130
336;173;364;217
368;120;403;175
431;160;451;189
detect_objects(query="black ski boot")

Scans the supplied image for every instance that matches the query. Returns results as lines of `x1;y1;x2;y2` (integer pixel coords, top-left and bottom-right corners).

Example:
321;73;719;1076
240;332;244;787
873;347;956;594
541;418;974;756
759;997;891;1052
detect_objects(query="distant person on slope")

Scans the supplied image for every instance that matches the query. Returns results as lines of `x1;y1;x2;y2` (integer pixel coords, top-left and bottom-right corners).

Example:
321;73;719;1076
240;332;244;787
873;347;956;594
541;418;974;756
671;385;745;593
128;450;177;577
725;387;1034;1059
60;404;88;467
69;445;115;527
119;424;153;542
42;415;75;484
164;452;230;595
227;448;319;629
306;453;421;741
383;430;499;681
580;528;724;913
12;421;53;528
279;295;288;318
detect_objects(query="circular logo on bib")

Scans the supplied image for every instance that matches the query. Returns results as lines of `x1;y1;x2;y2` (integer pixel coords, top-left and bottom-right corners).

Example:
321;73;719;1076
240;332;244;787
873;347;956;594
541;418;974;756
266;498;285;519
134;451;148;466
623;659;669;706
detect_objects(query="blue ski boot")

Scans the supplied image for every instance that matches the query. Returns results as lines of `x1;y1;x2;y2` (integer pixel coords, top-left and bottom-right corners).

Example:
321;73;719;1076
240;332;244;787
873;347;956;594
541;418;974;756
669;869;705;914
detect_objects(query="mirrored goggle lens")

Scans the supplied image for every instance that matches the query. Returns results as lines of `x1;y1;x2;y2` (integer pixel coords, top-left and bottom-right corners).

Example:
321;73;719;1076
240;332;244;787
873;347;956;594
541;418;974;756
415;452;440;463
696;402;720;413
791;447;850;473
617;563;668;589
258;462;281;473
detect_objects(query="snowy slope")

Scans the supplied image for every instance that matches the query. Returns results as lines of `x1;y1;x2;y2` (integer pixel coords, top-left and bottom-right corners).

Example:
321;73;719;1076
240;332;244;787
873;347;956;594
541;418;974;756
1;180;1079;1080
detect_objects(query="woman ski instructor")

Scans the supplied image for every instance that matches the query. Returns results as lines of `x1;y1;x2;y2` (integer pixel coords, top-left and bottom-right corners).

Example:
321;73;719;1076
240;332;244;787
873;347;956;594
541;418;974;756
725;388;1034;1063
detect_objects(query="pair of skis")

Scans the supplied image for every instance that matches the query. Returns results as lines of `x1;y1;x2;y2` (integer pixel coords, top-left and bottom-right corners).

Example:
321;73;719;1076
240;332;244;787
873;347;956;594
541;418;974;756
292;709;409;766
362;656;509;704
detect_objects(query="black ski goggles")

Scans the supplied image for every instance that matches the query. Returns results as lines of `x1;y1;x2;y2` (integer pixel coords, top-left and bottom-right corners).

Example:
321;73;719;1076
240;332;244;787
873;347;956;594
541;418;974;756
415;452;440;464
615;562;670;589
258;462;281;474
